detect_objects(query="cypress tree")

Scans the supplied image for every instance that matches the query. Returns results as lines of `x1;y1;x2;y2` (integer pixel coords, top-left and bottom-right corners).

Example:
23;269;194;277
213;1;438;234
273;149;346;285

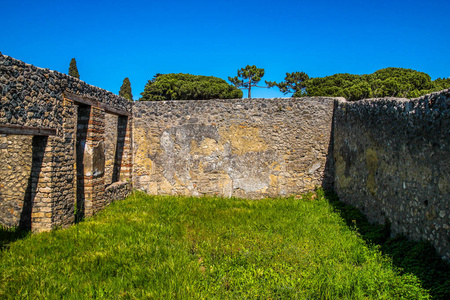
68;58;80;79
119;77;133;101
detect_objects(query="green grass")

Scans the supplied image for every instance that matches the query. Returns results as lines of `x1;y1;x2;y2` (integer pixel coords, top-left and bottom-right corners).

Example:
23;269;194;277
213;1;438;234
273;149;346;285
0;190;441;299
325;191;450;299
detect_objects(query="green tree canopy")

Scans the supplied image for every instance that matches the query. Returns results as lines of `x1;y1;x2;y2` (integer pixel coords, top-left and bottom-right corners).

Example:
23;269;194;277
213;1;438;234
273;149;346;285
68;58;80;79
119;77;133;101
283;68;450;101
139;73;243;101
228;65;265;99
433;77;450;92
266;71;309;95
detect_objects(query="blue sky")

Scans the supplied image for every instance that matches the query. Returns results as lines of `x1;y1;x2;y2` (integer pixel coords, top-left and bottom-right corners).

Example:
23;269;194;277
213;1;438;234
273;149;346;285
1;0;449;99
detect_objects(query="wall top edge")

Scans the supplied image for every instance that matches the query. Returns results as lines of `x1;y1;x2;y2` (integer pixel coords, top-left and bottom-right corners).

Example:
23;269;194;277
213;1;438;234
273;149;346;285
0;53;131;107
133;88;449;105
135;97;342;104
3;52;448;108
335;88;450;105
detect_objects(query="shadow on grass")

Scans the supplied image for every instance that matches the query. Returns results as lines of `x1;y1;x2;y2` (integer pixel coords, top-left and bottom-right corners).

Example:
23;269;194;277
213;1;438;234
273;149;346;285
0;226;30;251
322;190;450;300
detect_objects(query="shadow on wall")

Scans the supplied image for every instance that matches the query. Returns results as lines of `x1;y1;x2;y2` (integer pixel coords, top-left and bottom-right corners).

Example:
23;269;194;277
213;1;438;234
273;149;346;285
111;116;128;184
324;190;450;300
0;136;48;249
20;136;48;230
321;102;336;191
76;105;90;222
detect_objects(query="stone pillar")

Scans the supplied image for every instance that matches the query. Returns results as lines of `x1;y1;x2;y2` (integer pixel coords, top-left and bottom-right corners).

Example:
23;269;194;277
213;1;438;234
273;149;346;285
84;106;106;216
30;135;53;232
76;105;106;218
104;114;118;186
49;98;77;228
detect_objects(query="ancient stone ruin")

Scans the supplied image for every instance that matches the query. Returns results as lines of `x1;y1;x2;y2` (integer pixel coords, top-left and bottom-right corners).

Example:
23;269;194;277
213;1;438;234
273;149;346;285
1;54;448;260
0;54;132;232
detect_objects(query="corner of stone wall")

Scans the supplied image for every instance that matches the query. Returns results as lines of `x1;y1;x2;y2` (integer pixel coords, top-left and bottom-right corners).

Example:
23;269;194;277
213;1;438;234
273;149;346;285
333;89;450;260
1;54;133;232
105;181;132;203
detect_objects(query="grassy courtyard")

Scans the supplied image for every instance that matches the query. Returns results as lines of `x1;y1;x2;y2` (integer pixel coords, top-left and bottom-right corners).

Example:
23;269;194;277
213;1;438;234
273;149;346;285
0;190;447;299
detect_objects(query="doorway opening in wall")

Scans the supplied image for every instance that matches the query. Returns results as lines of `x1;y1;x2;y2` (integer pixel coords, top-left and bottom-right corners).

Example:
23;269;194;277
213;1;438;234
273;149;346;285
76;105;90;223
104;114;127;186
113;116;128;183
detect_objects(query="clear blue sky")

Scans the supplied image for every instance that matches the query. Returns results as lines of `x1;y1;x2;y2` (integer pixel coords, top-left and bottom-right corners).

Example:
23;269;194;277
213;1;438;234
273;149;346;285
1;0;449;99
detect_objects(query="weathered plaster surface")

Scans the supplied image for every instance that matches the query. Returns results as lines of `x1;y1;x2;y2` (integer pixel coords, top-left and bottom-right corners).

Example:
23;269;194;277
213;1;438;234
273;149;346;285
133;97;335;198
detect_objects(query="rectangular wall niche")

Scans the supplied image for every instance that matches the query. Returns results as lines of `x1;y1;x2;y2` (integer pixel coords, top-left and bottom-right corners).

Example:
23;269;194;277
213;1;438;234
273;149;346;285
104;114;129;186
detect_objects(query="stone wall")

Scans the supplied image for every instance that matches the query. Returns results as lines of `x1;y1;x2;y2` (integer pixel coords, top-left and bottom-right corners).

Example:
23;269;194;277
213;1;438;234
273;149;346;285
0;54;133;232
333;90;450;260
133;97;335;198
1;53;449;260
0;55;131;128
50;98;77;229
105;113;119;186
0;135;33;228
104;114;131;186
105;181;133;203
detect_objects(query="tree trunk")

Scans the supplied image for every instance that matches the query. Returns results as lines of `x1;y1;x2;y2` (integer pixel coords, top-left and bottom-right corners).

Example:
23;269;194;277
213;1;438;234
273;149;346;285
248;78;252;99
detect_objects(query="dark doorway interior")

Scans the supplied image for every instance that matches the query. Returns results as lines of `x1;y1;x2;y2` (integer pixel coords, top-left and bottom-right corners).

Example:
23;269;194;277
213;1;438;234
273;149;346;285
76;105;90;222
20;135;48;230
111;116;128;183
